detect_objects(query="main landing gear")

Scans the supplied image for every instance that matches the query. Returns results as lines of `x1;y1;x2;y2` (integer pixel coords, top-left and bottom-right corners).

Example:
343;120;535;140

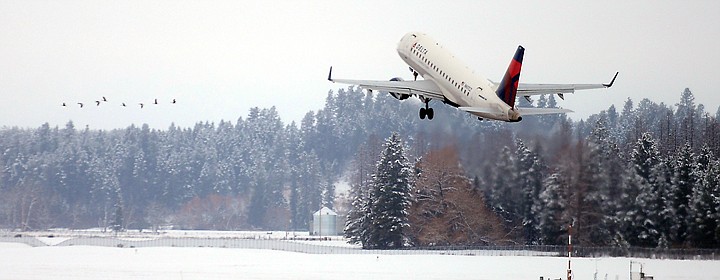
409;67;431;120
419;98;434;120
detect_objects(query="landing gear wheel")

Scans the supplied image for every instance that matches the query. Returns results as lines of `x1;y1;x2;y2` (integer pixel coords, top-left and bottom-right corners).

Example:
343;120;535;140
419;97;433;120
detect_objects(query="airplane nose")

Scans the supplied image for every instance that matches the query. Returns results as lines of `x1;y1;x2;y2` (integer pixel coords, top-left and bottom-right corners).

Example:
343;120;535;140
397;32;413;52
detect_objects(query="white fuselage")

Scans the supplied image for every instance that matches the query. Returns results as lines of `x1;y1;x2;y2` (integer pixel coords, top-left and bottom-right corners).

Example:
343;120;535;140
396;32;514;121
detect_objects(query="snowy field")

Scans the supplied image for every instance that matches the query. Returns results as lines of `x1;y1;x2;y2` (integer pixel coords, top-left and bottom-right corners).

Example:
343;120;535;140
2;242;719;280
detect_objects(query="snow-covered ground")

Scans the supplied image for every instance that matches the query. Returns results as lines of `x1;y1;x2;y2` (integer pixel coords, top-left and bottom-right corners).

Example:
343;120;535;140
1;242;719;280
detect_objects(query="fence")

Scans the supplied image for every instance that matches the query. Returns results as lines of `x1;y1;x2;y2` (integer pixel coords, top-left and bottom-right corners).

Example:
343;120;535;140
1;235;718;260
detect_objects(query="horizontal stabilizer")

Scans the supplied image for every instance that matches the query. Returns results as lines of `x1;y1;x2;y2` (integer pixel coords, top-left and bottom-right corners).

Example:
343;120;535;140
458;107;497;114
516;107;573;115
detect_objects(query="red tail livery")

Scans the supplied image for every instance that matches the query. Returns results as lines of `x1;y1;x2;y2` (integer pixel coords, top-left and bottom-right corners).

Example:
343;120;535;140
496;46;524;108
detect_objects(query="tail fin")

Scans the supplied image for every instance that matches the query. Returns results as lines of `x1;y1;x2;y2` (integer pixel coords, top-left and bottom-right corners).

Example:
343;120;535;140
496;46;524;108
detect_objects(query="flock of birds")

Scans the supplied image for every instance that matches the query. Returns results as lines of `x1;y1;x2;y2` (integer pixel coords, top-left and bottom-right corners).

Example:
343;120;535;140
62;97;176;108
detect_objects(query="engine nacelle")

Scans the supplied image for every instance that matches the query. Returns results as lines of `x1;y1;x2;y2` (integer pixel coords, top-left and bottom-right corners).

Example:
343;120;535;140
389;77;410;100
507;108;523;122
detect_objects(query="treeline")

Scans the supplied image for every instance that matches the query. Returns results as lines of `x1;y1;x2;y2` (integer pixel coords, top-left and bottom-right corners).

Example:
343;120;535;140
344;87;720;249
1;87;720;249
470;88;720;249
0;87;478;231
0;104;356;231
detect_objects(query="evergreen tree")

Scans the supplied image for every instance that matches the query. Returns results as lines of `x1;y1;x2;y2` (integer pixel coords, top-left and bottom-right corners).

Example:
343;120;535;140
676;88;697;149
488;145;519;223
295;151;322;230
111;191;124;232
323;179;336;210
670;143;696;244
515;139;544;244
686;146;719;247
344;135;381;246
617;98;639;154
574;121;614;246
536;172;568;245
629;133;662;246
344;179;369;245
617;133;662;247
365;132;414;249
616;166;644;247
653;159;674;248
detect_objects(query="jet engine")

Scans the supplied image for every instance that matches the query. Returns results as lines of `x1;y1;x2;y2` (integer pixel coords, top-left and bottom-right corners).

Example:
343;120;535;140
388;77;410;100
507;108;523;122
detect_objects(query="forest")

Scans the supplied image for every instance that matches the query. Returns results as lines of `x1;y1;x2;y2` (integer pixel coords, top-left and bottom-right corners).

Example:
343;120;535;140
1;86;719;249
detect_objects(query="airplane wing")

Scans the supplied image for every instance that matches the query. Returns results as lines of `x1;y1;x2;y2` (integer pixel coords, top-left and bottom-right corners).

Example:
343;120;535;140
327;67;445;100
514;72;619;96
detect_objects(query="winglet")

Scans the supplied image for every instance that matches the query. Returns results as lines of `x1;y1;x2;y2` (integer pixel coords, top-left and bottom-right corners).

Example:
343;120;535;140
327;66;334;82
603;72;619;88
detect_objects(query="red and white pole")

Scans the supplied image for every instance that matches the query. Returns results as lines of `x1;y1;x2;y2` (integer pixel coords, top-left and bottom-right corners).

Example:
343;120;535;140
567;223;572;280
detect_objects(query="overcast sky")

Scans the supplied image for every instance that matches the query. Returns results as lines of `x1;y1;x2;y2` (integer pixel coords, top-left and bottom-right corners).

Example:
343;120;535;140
1;1;719;130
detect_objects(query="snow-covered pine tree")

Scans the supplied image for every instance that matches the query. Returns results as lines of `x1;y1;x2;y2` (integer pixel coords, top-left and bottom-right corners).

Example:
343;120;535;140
536;172;568;245
618;98;637;154
630;133;664;247
111;190;124;232
716;169;720;246
488;145;519;223
578;119;614;246
590;118;625;244
344;136;381;246
670;143;696;245
515;139;544;245
686;145;719;248
676;88;697;150
294;150;323;230
651;157;675;249
635;167;662;247
617;133;662;247
365;132;414;249
616;166;644;247
344;179;371;246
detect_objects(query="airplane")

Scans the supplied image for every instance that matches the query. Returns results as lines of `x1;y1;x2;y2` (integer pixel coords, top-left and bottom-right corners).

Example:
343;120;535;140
328;32;617;122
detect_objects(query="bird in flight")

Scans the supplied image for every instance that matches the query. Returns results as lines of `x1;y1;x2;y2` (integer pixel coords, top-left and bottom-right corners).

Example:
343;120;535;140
102;96;108;102
62;102;66;107
122;103;126;107
154;98;158;105
139;103;144;108
95;101;101;106
77;102;84;108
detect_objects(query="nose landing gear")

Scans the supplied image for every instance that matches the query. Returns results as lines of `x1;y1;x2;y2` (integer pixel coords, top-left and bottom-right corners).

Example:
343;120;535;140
409;67;419;81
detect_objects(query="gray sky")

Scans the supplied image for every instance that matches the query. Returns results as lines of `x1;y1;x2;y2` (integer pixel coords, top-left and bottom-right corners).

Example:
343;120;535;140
1;1;719;130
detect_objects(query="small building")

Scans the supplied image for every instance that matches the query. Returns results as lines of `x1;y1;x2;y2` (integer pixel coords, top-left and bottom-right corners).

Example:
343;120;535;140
312;207;338;236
